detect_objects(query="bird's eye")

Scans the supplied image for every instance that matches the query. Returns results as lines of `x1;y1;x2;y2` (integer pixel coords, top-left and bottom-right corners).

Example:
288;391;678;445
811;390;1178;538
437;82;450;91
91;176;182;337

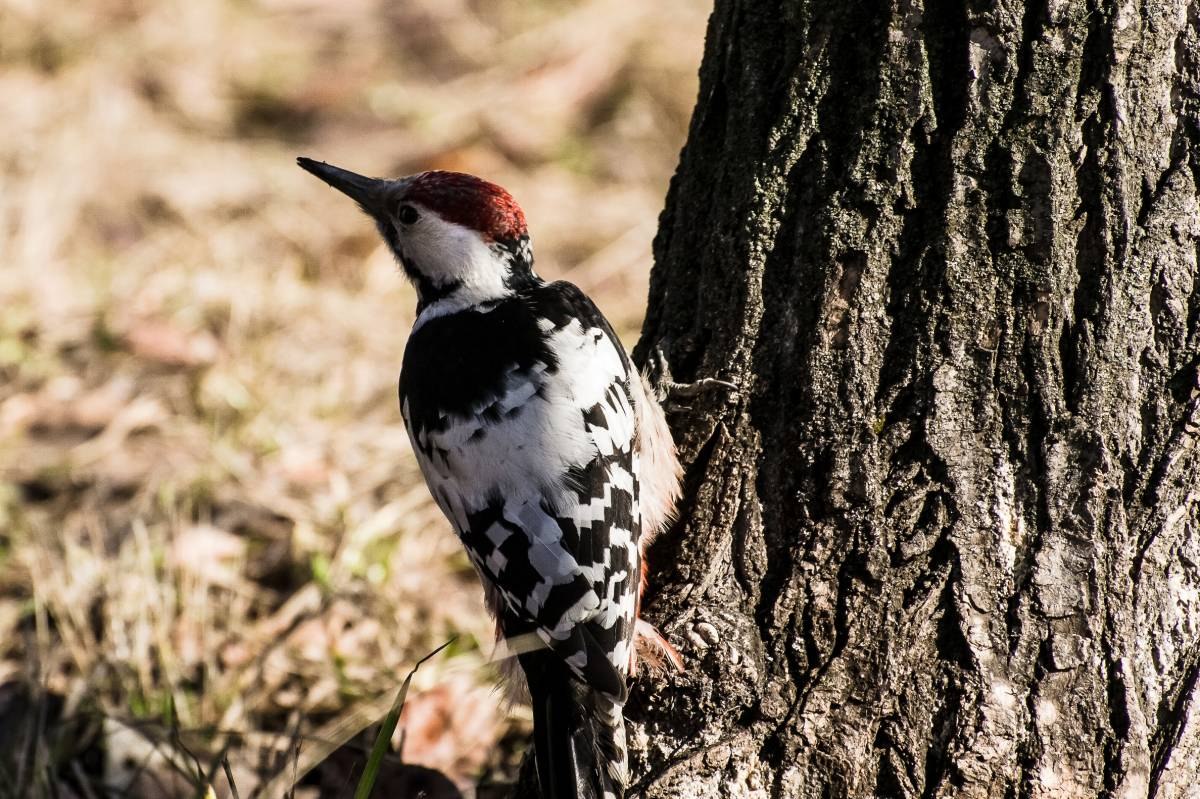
398;205;419;225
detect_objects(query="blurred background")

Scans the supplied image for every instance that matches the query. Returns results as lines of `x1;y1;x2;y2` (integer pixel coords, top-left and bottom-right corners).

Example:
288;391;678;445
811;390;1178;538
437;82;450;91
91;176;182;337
0;0;706;795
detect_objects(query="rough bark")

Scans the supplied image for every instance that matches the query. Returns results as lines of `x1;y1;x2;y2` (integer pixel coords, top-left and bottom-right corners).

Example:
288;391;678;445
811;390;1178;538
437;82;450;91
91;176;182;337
622;1;1200;797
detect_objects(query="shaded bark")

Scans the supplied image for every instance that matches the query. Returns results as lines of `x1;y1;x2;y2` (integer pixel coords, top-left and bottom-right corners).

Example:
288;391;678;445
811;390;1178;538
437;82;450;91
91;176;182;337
623;1;1200;797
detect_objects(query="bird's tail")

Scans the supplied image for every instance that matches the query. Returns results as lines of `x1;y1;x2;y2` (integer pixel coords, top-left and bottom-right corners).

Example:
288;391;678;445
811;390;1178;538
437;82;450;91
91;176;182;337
521;650;627;799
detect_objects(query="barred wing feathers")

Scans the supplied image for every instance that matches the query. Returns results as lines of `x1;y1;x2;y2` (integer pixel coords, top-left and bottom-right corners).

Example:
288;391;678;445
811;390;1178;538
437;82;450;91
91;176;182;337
399;282;641;695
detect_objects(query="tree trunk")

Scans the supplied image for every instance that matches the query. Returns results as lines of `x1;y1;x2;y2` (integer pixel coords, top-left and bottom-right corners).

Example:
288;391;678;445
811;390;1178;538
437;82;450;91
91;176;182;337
622;1;1200;797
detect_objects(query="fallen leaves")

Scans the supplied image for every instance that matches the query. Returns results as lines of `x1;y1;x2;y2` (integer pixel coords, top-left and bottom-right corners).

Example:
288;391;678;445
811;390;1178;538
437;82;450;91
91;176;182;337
124;318;220;368
397;675;503;781
0;376;134;437
172;524;246;587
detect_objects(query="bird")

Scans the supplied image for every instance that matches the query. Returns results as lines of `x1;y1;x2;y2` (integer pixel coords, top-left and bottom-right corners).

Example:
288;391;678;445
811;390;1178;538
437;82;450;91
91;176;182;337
297;157;684;799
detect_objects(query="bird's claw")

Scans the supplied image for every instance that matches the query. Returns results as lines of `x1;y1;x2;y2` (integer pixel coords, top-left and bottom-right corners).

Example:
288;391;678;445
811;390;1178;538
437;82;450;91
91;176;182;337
660;377;738;400
648;344;738;406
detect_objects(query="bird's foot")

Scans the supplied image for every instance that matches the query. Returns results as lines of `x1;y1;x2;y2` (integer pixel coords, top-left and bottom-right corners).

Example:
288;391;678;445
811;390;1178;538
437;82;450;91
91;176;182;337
632;618;685;676
646;344;738;407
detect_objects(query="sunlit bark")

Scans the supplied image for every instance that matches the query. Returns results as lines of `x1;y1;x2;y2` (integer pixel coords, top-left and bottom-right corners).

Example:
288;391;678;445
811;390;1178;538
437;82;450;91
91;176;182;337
621;2;1200;797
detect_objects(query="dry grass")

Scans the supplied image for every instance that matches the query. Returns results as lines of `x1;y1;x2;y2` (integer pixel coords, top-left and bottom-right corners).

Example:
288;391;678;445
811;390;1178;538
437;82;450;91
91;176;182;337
0;0;705;795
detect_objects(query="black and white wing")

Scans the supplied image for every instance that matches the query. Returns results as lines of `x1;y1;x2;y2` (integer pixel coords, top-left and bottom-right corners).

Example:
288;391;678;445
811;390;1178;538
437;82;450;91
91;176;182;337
398;281;641;698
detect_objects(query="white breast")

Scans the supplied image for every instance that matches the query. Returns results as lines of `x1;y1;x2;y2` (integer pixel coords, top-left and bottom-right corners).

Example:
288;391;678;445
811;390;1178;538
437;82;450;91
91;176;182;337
406;318;630;525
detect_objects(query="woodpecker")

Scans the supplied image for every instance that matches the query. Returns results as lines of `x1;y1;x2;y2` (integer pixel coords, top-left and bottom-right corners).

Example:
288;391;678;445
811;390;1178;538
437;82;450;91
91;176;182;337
297;158;683;799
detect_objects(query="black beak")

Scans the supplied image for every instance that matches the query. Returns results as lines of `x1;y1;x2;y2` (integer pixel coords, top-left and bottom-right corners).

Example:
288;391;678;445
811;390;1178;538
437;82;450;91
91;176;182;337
297;157;388;215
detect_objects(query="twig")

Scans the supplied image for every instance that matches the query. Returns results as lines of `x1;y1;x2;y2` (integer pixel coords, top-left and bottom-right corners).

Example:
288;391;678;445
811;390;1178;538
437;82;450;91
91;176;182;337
222;755;242;799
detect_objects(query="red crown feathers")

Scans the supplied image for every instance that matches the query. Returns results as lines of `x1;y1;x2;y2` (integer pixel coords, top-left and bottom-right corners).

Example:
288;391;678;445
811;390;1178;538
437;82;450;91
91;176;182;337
405;171;527;243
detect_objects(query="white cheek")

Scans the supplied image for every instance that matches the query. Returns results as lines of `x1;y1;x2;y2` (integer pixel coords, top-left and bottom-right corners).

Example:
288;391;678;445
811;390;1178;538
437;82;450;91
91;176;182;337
401;217;507;293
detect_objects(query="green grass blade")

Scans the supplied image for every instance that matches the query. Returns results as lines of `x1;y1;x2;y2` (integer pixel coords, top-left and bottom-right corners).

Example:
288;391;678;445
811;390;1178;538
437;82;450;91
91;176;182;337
352;638;455;799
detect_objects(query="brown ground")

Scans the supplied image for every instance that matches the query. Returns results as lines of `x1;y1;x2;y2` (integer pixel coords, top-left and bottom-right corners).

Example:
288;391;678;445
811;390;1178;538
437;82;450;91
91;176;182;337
0;1;704;795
